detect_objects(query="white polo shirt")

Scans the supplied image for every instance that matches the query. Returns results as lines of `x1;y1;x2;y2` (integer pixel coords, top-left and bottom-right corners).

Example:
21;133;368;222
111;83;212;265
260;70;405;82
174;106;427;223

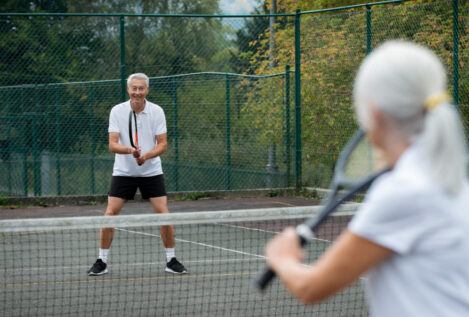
108;100;167;177
349;139;469;317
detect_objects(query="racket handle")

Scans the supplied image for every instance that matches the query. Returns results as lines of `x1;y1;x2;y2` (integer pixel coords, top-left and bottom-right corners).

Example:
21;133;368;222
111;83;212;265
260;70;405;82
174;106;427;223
253;225;313;291
253;267;276;291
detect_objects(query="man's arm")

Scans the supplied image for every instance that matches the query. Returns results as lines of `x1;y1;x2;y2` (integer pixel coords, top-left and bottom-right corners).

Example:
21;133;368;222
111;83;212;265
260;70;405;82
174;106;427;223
136;133;167;165
109;132;140;156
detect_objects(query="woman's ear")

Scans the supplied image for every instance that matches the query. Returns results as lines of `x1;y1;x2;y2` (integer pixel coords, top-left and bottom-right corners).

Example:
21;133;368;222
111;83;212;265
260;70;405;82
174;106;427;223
366;104;387;149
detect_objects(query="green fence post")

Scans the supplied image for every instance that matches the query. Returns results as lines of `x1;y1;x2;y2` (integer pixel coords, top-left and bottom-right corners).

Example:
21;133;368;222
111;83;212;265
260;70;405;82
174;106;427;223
172;78;179;191
285;65;291;187
42;84;51;196
23;151;28;196
366;5;372;55
55;86;61;196
294;9;302;189
7;90;12;196
225;75;231;190
90;82;96;194
120;15;126;102
452;0;459;107
33;86;40;196
21;86;27;196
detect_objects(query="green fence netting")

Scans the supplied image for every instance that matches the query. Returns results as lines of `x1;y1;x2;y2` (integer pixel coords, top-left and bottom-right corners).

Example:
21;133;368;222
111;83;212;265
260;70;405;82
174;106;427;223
0;0;467;197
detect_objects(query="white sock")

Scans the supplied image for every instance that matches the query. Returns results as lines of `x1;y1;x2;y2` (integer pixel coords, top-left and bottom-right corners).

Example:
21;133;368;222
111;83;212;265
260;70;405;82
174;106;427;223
99;248;109;264
165;248;175;263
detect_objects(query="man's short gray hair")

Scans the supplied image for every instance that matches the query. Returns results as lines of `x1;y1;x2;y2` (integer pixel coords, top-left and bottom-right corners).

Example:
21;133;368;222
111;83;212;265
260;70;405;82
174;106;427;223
127;73;149;87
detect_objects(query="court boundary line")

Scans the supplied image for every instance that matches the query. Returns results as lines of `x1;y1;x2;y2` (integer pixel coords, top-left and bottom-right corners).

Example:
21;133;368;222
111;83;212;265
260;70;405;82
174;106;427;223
117;227;266;259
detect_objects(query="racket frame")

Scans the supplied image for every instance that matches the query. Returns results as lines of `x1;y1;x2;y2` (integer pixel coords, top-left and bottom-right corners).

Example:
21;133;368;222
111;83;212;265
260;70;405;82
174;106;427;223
253;129;391;290
128;110;138;149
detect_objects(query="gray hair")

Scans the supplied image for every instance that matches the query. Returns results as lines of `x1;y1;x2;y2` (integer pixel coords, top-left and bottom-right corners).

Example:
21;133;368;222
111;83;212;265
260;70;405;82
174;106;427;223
353;41;467;195
127;73;149;87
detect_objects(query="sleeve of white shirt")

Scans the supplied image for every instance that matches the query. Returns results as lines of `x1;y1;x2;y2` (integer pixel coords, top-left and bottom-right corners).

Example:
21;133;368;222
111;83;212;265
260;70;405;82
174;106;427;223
154;107;167;136
348;177;447;255
108;107;120;133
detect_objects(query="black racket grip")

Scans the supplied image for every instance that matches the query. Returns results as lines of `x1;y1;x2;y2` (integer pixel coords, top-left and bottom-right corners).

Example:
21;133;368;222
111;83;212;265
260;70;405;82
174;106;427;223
253;231;309;291
253;267;276;291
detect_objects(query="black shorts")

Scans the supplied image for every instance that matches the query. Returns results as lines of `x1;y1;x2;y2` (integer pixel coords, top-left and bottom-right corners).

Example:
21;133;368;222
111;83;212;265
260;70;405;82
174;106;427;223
109;175;167;200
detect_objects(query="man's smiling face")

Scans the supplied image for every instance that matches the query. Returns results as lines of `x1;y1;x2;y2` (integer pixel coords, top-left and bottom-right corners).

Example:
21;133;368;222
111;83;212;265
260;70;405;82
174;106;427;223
127;78;149;106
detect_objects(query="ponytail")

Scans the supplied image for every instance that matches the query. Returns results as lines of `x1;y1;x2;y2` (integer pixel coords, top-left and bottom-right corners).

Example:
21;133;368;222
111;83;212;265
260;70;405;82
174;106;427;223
421;101;467;194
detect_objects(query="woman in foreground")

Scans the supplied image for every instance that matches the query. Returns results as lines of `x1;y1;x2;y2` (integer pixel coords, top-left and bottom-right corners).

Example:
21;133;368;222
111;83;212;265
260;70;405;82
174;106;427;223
265;41;469;316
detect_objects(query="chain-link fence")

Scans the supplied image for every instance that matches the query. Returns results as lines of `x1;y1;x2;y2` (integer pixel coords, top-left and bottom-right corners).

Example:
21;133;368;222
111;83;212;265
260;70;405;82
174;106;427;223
0;71;294;196
0;0;467;197
299;0;468;188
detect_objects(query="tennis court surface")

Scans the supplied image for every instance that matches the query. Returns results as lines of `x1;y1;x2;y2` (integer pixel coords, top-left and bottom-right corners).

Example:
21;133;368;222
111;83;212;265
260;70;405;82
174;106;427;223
0;197;367;316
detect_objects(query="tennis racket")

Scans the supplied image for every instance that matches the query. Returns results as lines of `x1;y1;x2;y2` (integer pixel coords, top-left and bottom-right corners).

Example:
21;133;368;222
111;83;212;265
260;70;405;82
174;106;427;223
253;129;392;290
129;110;138;149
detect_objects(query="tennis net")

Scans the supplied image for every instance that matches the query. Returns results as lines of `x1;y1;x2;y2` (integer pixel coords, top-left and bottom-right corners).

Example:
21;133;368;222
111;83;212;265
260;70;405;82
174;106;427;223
0;205;367;317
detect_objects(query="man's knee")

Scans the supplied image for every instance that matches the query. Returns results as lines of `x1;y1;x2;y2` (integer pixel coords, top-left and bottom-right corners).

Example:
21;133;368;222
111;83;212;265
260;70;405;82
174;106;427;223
153;205;169;214
150;196;168;214
105;196;124;216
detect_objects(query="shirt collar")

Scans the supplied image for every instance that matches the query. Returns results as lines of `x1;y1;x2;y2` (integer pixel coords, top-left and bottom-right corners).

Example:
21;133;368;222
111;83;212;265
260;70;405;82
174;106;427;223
128;99;148;114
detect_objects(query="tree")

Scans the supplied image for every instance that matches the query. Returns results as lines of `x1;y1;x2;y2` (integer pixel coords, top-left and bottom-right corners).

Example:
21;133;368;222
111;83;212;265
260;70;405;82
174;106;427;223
241;0;469;187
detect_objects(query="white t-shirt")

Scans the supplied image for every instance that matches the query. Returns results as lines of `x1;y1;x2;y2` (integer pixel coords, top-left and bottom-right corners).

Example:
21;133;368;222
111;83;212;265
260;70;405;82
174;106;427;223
108;100;167;177
349;140;469;317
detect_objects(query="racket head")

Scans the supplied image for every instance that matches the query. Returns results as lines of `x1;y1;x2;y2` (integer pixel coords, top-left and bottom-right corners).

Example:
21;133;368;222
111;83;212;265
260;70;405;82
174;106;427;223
253;129;391;291
128;110;138;148
333;129;387;189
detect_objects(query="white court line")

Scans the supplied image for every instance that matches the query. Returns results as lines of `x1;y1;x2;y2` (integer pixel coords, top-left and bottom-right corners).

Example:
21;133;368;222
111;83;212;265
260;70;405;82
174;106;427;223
117;227;266;259
217;223;335;244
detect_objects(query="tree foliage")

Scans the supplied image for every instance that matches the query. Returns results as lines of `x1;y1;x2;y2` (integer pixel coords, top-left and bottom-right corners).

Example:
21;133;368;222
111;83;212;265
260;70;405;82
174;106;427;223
243;0;469;187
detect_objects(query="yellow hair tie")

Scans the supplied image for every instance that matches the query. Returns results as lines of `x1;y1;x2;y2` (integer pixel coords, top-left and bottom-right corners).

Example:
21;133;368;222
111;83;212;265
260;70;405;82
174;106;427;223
425;92;450;111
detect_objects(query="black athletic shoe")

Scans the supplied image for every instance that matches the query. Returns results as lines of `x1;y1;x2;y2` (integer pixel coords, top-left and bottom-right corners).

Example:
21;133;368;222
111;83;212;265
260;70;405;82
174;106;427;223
88;259;108;276
165;258;187;274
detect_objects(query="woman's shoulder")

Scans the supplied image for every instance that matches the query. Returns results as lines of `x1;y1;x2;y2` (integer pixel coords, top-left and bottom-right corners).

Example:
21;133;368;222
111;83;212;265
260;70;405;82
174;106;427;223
367;168;434;203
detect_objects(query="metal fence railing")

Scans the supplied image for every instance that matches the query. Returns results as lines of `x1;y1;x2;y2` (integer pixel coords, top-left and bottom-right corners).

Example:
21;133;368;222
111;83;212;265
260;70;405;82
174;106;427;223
0;0;467;197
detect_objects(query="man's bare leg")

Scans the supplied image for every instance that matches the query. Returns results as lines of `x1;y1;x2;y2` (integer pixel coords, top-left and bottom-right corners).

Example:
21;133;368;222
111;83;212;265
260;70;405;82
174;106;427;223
149;196;175;248
100;196;126;249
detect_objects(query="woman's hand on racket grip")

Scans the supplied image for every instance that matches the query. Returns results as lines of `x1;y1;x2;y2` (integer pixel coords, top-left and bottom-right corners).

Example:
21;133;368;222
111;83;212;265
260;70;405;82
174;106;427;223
265;227;304;271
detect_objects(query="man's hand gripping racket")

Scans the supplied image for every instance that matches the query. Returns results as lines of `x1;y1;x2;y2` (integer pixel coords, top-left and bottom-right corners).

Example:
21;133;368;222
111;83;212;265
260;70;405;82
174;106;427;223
253;129;391;290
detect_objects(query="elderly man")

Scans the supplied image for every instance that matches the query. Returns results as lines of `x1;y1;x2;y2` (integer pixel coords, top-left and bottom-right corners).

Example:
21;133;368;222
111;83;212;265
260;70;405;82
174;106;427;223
88;73;187;276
